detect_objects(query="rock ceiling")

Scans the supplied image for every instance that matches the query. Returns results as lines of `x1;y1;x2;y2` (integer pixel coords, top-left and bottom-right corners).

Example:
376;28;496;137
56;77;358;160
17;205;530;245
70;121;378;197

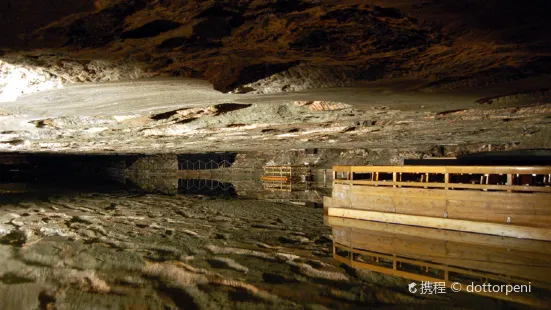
0;0;550;155
1;0;550;93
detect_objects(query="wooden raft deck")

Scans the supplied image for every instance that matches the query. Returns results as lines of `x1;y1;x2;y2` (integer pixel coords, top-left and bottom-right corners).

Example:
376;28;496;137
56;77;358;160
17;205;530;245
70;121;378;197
325;165;551;240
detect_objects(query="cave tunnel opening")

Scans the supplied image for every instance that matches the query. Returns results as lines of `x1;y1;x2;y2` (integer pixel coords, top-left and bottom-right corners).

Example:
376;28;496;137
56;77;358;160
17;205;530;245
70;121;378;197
0;153;135;198
0;152;242;199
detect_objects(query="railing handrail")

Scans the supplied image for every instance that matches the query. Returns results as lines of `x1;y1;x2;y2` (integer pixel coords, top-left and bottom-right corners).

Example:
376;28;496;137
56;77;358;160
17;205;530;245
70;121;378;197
333;165;551;174
332;165;551;193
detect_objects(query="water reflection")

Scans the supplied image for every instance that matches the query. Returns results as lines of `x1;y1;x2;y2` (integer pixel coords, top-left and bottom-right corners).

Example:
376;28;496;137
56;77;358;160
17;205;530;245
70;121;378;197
0;153;327;201
177;179;237;197
327;216;551;307
0;154;347;309
2;152;549;308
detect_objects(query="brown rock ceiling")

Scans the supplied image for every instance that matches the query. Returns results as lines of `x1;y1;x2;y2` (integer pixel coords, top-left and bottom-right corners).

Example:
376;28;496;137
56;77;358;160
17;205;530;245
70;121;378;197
1;0;550;93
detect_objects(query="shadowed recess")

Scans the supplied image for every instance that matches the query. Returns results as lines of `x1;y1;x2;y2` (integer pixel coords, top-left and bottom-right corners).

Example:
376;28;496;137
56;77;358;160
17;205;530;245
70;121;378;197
121;20;183;39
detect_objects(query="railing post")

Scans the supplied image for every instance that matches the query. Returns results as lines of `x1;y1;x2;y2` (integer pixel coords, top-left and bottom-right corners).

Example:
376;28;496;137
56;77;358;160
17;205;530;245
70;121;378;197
425;172;429;188
349;167;353;209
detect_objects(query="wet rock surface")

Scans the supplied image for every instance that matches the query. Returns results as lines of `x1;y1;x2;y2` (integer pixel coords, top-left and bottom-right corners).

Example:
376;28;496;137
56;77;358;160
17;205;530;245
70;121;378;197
0;193;441;309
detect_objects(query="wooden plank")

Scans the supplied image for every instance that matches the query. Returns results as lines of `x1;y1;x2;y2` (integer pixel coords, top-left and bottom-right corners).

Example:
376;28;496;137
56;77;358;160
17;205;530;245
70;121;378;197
337;180;551;193
350;166;448;173
445;166;551;174
343;186;551;221
330;184;351;208
336;165;551;175
323;196;333;208
445;190;550;204
328;207;551;241
350;186;448;200
391;196;446;217
326;182;551;227
447;213;551;228
327;217;551;253
444;192;551;227
348;196;395;212
323;196;332;216
330;185;550;207
261;176;289;182
333;166;352;171
445;183;551;193
335;165;551;195
447;203;551;228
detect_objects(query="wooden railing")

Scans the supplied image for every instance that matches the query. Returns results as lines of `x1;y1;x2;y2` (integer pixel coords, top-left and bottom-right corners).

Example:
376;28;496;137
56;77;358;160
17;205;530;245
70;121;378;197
333;166;551;193
262;165;311;192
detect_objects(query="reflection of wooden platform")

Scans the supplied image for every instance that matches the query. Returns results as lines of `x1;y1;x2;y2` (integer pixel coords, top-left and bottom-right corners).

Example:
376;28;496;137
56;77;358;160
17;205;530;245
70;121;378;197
327;217;551;254
329;217;551;307
326;165;551;240
261;176;289;182
0;183;27;193
0;155;29;165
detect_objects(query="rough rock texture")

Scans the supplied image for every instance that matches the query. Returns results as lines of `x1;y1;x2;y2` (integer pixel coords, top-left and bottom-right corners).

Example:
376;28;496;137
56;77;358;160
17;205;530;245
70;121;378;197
0;57;145;102
2;93;550;155
1;0;550;93
235;64;362;94
0;192;506;309
0;60;62;102
0;1;550;155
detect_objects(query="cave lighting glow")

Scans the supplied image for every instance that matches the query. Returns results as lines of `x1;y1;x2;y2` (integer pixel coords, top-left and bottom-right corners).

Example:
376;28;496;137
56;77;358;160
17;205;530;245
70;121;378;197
0;60;62;102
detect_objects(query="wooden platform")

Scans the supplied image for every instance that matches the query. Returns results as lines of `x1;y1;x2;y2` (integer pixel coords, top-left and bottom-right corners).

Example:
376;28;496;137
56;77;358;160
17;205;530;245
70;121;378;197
326;165;551;240
262;165;311;191
328;217;551;307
